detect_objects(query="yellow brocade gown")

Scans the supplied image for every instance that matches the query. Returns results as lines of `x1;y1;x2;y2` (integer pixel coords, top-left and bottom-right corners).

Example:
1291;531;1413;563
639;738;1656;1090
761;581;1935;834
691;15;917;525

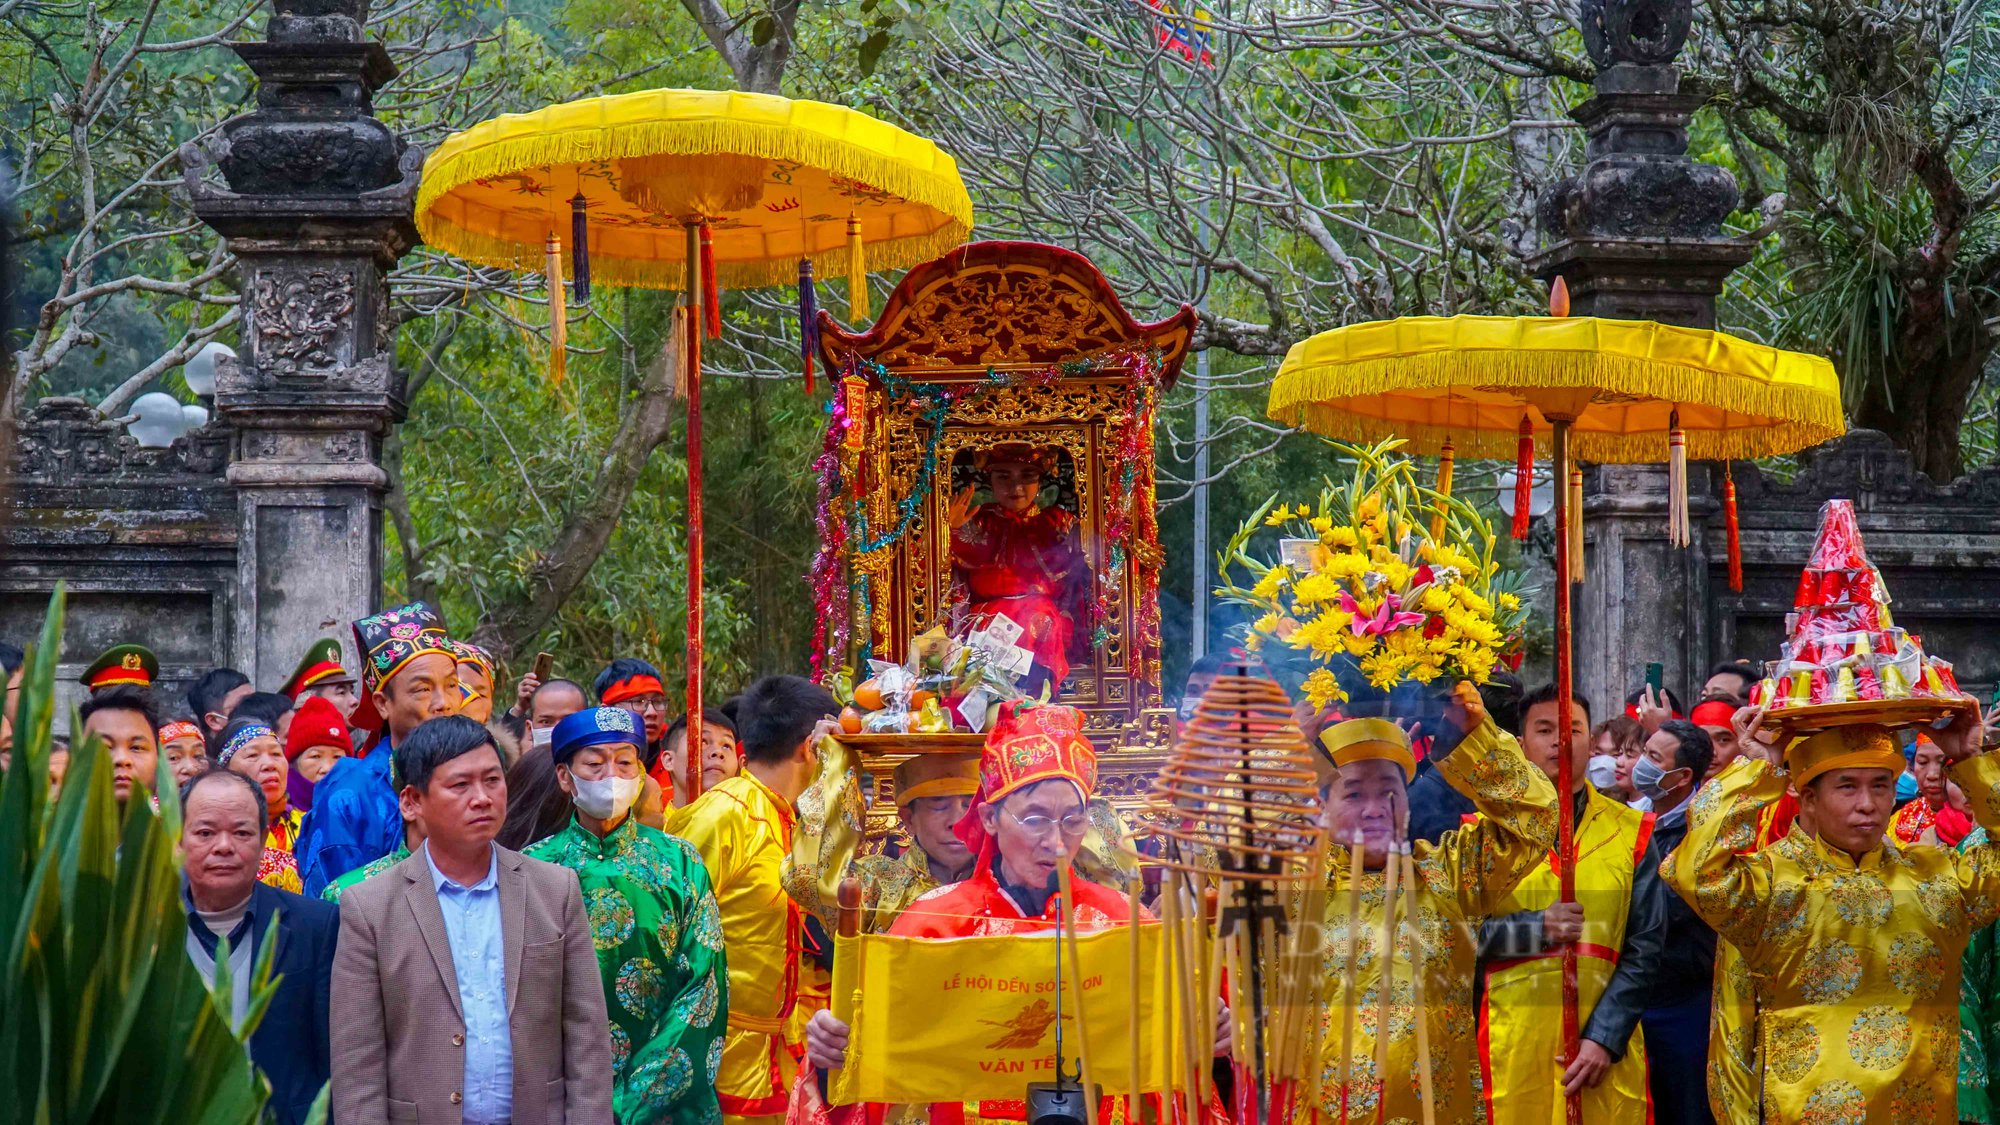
1478;785;1653;1125
1663;753;2000;1125
1707;795;1798;1125
783;734;949;939
1316;718;1559;1125
677;772;802;1125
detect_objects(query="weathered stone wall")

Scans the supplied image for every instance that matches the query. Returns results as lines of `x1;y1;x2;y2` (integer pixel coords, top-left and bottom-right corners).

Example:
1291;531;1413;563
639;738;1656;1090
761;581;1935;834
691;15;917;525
0;397;237;717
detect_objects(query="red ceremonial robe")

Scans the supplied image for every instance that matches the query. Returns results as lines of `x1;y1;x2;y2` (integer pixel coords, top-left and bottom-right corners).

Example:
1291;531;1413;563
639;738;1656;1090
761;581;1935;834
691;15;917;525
788;858;1216;1125
950;504;1088;685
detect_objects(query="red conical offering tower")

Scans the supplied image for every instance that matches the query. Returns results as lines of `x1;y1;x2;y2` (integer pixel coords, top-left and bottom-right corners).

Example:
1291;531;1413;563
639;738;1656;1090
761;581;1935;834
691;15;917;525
1757;499;1972;727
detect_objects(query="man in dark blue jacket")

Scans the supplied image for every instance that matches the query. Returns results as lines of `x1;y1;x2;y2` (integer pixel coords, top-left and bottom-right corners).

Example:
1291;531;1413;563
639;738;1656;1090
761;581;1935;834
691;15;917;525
179;766;337;1125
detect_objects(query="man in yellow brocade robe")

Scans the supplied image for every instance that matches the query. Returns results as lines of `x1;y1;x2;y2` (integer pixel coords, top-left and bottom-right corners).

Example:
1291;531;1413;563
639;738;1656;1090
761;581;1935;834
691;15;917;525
1315;683;1559;1125
1663;713;2000;1125
677;675;841;1125
787;748;981;937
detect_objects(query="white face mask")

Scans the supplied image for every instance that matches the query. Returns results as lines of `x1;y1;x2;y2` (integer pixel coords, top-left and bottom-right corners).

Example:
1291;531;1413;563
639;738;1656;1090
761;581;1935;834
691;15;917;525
531;726;554;750
1586;754;1621;790
572;774;642;821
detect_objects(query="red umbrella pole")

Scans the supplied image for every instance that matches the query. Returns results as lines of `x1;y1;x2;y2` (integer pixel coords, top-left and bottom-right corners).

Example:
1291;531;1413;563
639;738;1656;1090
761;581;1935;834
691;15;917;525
1551;416;1580;1125
684;220;706;802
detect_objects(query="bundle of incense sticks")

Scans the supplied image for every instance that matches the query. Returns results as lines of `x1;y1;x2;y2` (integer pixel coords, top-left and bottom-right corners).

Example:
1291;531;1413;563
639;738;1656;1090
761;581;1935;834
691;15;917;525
1132;668;1324;877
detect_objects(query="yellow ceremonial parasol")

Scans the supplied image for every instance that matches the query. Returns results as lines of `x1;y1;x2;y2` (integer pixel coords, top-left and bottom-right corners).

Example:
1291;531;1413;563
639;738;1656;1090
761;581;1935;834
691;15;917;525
1264;282;1843;1125
417;88;975;787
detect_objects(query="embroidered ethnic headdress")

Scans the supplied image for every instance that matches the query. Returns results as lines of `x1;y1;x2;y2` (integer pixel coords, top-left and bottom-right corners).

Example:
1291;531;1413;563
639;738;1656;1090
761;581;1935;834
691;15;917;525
217;722;276;767
1786;724;1905;788
955;701;1097;857
1318;716;1417;782
447;638;495;678
353;602;454;693
550;706;643;763
349;603;455;737
158;720;203;745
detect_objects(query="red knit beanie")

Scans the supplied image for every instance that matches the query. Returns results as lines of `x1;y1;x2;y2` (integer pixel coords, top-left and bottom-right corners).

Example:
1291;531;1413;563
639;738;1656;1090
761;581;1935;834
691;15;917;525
286;695;353;761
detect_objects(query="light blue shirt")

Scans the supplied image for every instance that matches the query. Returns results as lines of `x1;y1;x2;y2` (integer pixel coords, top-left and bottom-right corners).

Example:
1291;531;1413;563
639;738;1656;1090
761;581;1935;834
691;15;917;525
424;842;512;1125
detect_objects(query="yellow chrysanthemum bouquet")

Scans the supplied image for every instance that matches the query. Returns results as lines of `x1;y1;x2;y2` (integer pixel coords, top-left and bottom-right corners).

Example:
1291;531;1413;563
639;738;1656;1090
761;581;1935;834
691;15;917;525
1216;439;1528;709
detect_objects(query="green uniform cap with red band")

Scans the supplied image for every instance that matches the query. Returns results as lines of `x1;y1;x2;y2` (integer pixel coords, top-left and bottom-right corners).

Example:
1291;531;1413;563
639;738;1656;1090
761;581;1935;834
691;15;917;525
78;643;158;690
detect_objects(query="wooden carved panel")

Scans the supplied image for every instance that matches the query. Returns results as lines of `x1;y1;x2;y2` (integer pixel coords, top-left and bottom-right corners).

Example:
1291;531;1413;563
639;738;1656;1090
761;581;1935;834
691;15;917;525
826;241;1191;743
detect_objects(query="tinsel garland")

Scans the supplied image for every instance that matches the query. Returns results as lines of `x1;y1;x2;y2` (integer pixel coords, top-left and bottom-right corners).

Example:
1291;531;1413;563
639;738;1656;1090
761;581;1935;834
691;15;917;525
805;396;852;682
1092;350;1162;647
807;347;1167;682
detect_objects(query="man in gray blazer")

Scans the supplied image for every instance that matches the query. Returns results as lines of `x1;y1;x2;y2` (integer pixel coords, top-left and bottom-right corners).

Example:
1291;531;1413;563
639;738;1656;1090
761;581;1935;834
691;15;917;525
332;715;614;1125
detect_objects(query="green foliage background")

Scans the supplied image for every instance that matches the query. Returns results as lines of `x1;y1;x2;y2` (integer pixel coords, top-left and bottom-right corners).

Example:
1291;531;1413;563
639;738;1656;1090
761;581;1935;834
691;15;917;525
9;0;1997;700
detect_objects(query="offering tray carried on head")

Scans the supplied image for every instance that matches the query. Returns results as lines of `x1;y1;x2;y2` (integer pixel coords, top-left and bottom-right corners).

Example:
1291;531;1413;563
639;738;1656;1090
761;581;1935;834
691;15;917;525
1752;498;1977;740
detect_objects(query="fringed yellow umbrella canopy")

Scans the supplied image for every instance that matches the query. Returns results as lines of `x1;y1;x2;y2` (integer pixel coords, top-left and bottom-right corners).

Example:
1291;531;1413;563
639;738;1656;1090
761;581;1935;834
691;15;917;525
1266;301;1843;576
418;88;974;795
1266;312;1843;463
1263;294;1843;1125
417;87;974;297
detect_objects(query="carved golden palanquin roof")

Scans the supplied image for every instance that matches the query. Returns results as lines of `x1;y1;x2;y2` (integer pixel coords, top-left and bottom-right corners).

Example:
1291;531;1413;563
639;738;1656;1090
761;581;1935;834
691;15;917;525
815;240;1196;382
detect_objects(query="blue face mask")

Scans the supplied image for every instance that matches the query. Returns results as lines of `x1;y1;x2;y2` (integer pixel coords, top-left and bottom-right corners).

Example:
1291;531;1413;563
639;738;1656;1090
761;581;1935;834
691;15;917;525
1632;755;1690;804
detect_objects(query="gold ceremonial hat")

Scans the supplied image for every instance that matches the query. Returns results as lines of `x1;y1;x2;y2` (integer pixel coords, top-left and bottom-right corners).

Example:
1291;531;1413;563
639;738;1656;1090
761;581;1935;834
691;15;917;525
1785;724;1905;788
1318;717;1416;782
894;753;981;805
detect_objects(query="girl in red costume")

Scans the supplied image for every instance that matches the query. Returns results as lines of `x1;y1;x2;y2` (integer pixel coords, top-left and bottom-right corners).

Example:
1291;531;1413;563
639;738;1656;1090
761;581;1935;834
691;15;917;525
947;444;1091;692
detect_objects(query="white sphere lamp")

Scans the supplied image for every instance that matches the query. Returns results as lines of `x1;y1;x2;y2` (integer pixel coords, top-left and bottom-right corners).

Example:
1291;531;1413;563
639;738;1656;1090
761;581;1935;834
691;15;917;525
184;342;234;397
127;392;187;448
1496;468;1556;520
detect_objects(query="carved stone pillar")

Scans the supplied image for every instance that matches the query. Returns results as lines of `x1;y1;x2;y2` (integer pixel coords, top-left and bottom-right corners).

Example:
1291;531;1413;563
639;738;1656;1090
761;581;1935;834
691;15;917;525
1526;0;1755;706
181;0;419;686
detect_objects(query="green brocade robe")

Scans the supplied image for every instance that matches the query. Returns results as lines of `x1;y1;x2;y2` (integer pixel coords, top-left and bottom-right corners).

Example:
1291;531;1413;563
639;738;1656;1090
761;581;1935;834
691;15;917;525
527;815;729;1125
321;844;410;904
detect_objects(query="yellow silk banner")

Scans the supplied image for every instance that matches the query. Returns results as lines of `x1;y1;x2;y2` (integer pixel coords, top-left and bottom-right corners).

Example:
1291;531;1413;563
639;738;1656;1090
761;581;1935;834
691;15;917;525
828;923;1189;1105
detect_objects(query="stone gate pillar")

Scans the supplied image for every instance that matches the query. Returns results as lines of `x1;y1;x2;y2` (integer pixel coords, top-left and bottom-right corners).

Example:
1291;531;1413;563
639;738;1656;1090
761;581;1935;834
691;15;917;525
1526;0;1755;708
181;0;419;686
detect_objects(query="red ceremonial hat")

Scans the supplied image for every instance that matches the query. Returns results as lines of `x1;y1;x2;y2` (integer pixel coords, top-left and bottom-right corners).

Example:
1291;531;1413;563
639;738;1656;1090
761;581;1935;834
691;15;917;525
954;701;1098;859
286;696;353;761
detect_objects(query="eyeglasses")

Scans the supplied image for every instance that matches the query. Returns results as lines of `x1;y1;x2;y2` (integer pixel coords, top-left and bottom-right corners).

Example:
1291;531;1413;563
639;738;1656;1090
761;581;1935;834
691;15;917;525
1003;805;1091;838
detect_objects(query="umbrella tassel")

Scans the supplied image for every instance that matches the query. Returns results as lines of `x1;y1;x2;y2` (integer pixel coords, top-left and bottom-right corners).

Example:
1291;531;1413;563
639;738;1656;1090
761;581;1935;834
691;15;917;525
1511;416;1533;540
699;222;721;339
1668;412;1689;548
570;192;591;303
1569;466;1584;584
847;214;870;322
1430;440;1455;540
799;258;819;396
1725;463;1744;592
545;233;566;386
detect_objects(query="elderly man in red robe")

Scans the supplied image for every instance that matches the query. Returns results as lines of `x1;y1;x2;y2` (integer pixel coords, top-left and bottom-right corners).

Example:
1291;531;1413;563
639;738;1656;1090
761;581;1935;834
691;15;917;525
796;702;1225;1124
948;444;1091;691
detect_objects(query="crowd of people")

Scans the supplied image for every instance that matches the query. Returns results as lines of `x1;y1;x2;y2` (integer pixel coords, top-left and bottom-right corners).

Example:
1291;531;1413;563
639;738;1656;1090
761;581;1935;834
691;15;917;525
5;604;2000;1125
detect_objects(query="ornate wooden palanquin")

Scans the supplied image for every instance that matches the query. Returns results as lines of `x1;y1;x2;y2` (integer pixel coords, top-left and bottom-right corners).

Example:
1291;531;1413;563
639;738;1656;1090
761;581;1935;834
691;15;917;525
813;242;1192;827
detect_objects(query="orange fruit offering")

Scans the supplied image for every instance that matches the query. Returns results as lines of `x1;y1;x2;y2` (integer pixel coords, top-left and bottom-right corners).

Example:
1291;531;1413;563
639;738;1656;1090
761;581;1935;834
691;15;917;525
854;678;885;712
